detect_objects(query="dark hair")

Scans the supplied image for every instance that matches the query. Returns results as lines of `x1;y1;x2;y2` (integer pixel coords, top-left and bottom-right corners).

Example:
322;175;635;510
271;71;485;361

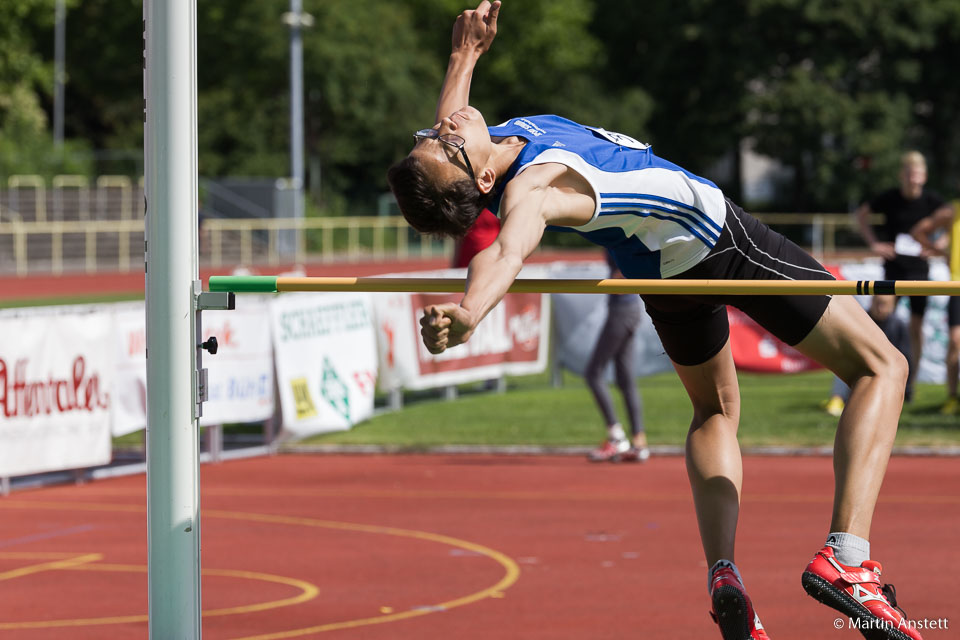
386;154;490;238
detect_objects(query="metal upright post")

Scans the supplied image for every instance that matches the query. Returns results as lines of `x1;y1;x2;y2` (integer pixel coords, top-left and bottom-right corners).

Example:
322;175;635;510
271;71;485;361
144;0;201;637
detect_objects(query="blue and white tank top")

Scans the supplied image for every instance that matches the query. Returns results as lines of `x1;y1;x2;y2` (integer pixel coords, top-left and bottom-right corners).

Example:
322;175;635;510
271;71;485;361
486;115;727;278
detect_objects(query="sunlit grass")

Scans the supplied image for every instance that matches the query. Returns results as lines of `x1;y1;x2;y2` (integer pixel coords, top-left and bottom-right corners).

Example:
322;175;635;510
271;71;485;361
296;369;960;448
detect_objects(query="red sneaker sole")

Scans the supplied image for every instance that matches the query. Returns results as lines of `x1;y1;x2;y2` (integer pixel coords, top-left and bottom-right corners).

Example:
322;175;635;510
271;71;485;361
801;572;915;640
712;584;754;640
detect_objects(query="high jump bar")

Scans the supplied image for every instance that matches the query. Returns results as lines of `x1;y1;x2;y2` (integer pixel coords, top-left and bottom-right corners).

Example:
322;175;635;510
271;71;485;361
208;275;960;296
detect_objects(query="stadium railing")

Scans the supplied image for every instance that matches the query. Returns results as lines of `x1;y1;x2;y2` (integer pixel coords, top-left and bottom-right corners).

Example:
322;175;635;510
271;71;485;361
0;174;875;276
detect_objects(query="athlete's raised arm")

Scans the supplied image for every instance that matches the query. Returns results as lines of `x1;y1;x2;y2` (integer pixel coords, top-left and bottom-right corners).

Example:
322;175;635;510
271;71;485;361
419;190;545;354
419;163;596;355
433;1;501;124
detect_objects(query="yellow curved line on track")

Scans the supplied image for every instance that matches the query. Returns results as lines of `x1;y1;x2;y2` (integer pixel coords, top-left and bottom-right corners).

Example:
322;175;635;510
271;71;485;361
0;561;318;629
203;509;521;639
70;564;321;617
0;501;521;638
0;552;102;582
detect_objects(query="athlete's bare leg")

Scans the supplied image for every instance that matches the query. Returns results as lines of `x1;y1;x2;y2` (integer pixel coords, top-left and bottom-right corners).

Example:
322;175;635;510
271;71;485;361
672;341;742;567
794;296;908;538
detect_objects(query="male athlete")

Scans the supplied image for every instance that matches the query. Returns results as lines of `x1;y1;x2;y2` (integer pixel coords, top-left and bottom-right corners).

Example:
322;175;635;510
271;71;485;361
387;3;922;638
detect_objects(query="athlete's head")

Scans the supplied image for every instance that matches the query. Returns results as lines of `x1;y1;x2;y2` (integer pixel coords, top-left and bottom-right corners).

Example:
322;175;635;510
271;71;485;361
899;151;927;199
388;107;495;238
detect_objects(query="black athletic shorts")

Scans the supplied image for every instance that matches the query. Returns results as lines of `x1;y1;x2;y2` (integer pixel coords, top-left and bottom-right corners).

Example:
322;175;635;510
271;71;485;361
641;200;835;366
883;259;930;318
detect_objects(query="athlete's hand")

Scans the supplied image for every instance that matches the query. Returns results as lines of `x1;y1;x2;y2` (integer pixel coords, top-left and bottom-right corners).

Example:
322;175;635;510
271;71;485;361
451;1;500;58
419;304;476;354
870;241;896;260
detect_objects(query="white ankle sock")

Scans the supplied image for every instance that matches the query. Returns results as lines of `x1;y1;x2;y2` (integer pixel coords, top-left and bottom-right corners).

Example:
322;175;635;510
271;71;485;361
708;559;742;593
825;532;870;567
606;423;626;442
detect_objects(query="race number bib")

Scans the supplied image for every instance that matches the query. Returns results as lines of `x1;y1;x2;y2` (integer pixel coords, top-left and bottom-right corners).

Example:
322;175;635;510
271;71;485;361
894;233;923;257
588;127;650;150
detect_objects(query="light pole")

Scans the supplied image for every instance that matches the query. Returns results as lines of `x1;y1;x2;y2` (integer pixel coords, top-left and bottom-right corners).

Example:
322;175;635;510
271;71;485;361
282;1;313;258
53;0;66;149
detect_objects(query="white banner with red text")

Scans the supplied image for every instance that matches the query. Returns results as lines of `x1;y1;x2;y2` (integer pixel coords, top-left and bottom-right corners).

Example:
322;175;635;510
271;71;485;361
271;292;378;437
0;308;113;477
372;269;550;391
111;305;149;436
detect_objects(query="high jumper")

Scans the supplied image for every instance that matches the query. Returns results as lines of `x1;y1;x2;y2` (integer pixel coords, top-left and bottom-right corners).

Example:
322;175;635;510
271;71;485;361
386;2;924;639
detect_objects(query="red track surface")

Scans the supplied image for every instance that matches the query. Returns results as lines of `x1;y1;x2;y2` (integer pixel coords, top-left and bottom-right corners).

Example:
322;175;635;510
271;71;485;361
0;454;956;639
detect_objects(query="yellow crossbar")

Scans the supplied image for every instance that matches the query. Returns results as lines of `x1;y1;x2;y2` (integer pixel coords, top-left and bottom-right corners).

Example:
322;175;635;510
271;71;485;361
207;275;960;296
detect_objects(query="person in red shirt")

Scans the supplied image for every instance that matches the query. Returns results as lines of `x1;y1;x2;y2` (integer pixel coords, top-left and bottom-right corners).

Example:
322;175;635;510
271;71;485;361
452;207;500;268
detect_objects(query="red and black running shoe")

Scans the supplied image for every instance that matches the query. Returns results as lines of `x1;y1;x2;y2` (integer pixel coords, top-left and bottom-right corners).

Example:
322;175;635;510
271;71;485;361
710;565;771;640
802;545;923;640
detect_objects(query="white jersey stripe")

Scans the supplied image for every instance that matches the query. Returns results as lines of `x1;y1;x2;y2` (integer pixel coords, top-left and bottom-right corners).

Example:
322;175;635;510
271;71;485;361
601;193;724;234
600;202;721;242
601;208;716;246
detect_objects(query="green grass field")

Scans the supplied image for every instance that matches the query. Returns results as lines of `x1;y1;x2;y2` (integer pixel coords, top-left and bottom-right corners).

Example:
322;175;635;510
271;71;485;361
295;369;960;449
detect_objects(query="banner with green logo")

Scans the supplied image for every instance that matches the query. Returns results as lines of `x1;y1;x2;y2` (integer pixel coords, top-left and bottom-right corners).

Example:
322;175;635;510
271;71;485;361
271;292;378;438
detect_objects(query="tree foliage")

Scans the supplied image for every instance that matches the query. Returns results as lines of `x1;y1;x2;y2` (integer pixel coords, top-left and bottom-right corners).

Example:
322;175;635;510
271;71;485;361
737;0;951;208
0;0;90;176
5;0;960;212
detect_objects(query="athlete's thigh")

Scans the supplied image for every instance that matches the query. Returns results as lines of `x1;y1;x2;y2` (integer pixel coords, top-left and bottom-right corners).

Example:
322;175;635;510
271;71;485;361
792;296;899;384
671;339;741;420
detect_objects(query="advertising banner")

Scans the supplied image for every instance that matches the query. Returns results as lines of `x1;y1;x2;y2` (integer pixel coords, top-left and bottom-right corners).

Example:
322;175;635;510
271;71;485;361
726;308;822;373
112;305;148;436
271;292;378;438
373;288;550;391
111;299;275;435
0;310;113;476
199;300;275;427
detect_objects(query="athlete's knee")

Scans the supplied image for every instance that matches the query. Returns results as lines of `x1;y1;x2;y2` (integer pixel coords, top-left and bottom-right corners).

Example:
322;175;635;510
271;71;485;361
688;397;740;433
886;347;909;388
847;340;908;390
871;339;908;383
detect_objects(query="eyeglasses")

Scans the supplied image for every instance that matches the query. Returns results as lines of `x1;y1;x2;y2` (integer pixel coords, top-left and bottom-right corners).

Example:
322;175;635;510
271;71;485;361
413;128;476;182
